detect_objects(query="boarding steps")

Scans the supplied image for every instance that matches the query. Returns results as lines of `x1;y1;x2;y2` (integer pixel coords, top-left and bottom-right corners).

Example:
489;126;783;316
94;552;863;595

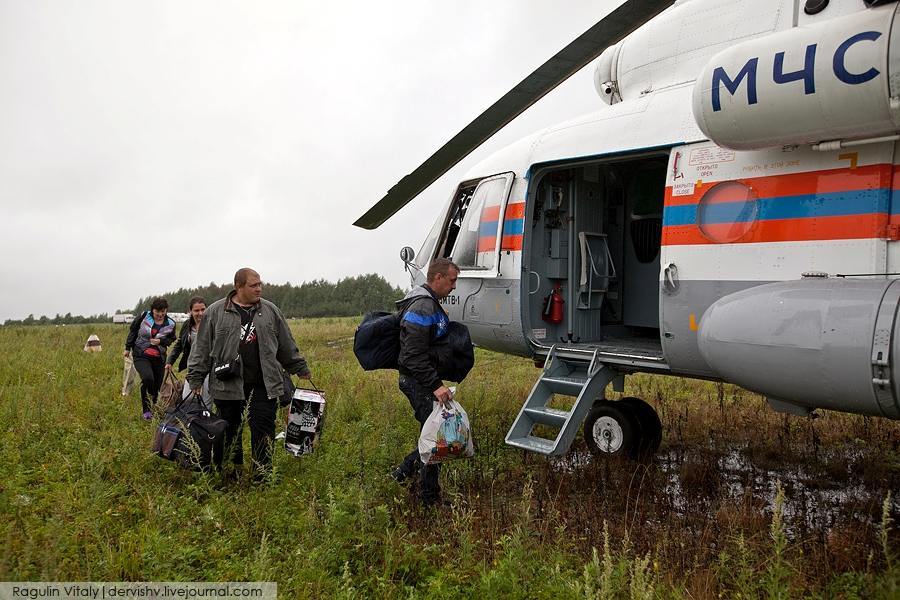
505;345;617;456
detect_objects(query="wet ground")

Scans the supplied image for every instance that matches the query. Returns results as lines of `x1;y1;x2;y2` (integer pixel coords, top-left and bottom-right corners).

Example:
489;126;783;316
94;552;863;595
549;443;900;540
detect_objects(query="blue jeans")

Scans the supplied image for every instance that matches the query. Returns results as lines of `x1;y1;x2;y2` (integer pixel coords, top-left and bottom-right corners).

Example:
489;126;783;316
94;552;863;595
399;374;441;505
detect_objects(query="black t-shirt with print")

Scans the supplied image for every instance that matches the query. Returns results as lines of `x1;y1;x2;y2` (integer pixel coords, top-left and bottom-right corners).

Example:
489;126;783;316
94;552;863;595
234;303;261;385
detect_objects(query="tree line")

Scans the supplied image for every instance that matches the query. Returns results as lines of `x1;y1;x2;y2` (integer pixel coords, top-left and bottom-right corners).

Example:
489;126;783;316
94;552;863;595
134;273;406;318
3;312;114;326
2;274;407;326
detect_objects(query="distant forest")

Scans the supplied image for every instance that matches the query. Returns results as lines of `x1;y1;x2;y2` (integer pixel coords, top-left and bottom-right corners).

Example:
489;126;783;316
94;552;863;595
3;313;115;327
133;273;406;318
3;274;407;326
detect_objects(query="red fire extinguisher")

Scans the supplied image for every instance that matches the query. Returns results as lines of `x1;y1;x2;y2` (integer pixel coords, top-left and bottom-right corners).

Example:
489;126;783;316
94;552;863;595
542;282;565;324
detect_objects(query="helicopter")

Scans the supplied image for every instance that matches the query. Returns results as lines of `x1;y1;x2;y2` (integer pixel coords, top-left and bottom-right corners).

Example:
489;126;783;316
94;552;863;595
355;0;900;460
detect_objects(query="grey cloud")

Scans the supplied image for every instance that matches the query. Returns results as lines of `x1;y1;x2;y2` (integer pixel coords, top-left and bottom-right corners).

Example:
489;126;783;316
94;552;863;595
0;0;615;320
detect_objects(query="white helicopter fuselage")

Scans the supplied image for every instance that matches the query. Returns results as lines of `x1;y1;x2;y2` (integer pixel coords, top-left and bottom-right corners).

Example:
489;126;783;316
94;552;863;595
406;0;900;425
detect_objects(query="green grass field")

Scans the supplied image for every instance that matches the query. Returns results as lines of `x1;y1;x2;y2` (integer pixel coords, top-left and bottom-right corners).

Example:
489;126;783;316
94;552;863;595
1;320;898;598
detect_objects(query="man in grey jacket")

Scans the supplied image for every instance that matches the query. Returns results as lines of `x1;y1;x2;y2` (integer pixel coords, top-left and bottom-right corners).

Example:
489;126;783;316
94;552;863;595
391;258;458;507
188;267;310;481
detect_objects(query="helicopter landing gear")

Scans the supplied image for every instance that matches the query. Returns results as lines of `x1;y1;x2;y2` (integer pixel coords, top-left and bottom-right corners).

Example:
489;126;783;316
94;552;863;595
584;401;639;458
583;398;661;460
619;397;662;457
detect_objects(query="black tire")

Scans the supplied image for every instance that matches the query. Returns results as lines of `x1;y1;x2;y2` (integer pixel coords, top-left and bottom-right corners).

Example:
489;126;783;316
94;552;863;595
583;400;640;459
620;397;662;458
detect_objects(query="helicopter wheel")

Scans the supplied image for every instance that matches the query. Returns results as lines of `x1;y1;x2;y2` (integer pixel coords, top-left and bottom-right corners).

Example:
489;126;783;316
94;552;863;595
583;400;640;459
619;397;662;458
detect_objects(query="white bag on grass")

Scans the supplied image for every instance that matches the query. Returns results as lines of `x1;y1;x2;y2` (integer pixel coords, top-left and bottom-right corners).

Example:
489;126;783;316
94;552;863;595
418;394;474;464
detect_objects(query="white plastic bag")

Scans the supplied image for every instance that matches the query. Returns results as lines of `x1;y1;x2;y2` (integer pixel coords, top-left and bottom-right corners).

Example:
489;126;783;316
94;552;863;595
121;355;137;396
418;396;474;464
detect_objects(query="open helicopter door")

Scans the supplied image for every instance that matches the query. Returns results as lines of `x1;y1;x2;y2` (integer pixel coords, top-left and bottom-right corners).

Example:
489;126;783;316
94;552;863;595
524;153;668;367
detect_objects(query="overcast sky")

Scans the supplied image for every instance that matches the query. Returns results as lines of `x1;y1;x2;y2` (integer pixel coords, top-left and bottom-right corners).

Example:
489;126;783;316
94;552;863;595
0;0;619;321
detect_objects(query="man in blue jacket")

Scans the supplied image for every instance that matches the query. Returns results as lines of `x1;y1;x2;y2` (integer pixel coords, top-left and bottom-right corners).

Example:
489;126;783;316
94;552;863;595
391;258;459;507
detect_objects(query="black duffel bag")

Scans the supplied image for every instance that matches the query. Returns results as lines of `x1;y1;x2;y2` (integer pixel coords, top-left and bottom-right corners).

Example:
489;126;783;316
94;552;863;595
353;311;401;370
152;393;226;471
434;321;475;383
354;310;475;382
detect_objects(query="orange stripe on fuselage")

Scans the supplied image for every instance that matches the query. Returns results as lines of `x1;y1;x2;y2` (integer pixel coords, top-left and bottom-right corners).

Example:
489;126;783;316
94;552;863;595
476;201;527;223
481;204;501;221
663;213;889;246
486;202;527;251
665;164;893;207
501;234;523;250
504;202;526;219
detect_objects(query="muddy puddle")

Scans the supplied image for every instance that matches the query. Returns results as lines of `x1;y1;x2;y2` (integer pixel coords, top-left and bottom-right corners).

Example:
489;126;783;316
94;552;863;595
550;446;899;535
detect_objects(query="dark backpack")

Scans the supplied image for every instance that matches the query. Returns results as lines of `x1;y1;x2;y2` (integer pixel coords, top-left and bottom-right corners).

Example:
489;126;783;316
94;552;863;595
435;321;475;382
152;395;226;471
354;309;475;382
353;311;402;370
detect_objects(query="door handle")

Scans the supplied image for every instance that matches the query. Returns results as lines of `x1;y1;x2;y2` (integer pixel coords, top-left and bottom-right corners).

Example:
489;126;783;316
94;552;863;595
528;271;541;295
663;263;679;294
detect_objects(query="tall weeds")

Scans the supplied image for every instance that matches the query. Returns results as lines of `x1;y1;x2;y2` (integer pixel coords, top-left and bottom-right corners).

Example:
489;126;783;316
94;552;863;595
0;321;898;597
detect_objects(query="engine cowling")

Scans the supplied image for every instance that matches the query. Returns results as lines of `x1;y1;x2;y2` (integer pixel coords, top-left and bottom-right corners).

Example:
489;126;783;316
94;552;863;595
692;3;900;150
697;278;900;418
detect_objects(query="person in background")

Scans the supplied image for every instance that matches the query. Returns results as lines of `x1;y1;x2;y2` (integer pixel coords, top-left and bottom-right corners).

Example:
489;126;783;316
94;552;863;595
125;298;177;421
166;296;206;374
187;268;311;483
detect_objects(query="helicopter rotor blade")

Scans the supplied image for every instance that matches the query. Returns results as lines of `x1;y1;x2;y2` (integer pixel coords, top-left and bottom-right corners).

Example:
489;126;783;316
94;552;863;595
354;0;675;230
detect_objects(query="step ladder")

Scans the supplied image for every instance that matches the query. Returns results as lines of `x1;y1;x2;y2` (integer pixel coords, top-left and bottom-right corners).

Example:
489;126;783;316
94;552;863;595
505;345;615;456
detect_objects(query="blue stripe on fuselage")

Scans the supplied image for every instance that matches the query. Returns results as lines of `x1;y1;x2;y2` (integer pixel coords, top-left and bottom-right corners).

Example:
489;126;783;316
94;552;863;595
663;188;891;226
502;218;524;235
479;221;498;236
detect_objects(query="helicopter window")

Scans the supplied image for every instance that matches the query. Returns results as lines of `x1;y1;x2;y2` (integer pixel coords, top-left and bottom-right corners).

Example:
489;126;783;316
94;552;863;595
448;176;510;269
697;181;758;243
438;184;478;261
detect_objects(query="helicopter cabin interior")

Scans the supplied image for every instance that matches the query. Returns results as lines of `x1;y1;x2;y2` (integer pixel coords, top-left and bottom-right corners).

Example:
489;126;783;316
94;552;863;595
525;153;667;359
